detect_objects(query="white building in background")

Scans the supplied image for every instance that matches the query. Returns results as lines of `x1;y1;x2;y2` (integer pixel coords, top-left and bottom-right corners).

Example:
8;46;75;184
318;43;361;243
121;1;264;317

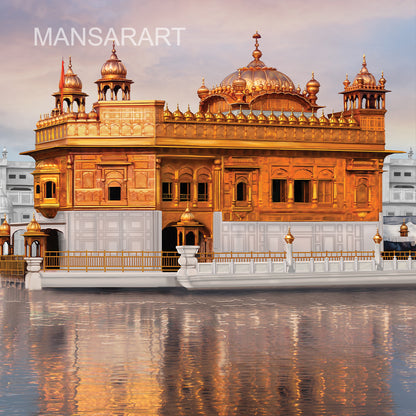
382;148;416;250
0;147;35;254
383;149;416;217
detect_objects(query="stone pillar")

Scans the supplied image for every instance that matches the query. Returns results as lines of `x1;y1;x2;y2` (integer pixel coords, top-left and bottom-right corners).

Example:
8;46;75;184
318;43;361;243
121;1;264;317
176;245;200;288
284;228;295;273
24;257;43;290
373;229;383;271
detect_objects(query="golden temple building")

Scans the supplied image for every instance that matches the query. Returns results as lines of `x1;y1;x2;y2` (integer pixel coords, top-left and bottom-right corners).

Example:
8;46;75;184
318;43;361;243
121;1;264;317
23;33;393;253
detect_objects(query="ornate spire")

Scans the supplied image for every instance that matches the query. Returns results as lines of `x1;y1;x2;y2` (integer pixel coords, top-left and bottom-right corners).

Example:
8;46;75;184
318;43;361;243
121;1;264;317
252;31;262;61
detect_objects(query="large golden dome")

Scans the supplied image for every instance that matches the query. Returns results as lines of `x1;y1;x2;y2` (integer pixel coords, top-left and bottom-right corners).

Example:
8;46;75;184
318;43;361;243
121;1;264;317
220;32;295;91
352;55;377;88
101;42;127;79
63;58;82;91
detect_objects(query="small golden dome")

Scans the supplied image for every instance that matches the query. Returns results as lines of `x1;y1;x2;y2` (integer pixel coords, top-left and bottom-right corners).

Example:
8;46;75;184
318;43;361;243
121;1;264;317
265;110;276;124
348;113;358;126
26;214;41;233
67;112;77;121
0;215;10;237
34;160;60;174
306;72;320;94
184;105;195;121
247;109;257;123
343;74;350;89
298;111;308;125
288;110;298;125
400;220;409;237
329;112;337;126
308;111;319;126
379;71;386;88
63;57;82;91
163;104;173;120
197;78;209;99
88;109;98;120
101;42;127;79
195;110;205;122
215;111;226;122
296;84;301;94
319;111;329;126
278;110;288;125
173;105;184;121
77;111;87;120
257;109;267;124
232;70;247;92
373;229;382;244
226;108;236;123
180;206;196;223
236;108;247;123
204;109;215;122
338;112;347;126
284;227;295;244
352;54;377;88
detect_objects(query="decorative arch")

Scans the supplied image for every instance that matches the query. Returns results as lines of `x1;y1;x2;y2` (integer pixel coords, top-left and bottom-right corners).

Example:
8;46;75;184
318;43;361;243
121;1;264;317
293;169;313;179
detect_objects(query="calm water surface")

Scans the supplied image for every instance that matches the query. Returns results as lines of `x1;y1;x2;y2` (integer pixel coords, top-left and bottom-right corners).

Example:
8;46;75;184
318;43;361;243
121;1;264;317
0;280;415;416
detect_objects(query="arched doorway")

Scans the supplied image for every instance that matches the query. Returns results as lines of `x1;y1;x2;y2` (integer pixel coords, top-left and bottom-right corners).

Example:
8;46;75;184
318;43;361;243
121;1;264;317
162;226;179;271
44;229;64;269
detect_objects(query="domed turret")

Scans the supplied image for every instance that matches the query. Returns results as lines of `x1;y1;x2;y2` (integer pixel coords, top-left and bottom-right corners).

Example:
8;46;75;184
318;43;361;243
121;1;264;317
26;214;41;233
100;43;128;79
96;42;133;101
63;58;83;91
352;55;377;88
53;57;87;113
180;206;196;224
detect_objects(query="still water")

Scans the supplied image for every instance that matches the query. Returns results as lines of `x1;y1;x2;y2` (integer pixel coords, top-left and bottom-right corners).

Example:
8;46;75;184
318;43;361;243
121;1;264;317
0;281;415;416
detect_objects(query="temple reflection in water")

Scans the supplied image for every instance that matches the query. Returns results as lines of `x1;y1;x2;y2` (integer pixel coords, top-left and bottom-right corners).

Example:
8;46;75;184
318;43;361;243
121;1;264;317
2;286;415;415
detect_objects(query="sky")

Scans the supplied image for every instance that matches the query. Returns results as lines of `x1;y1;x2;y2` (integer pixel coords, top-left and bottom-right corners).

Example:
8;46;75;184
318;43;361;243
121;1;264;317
0;0;415;161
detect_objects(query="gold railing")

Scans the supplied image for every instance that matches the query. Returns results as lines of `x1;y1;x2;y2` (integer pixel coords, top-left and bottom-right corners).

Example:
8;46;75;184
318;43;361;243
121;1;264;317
198;252;286;262
43;251;179;272
0;255;26;277
381;251;416;260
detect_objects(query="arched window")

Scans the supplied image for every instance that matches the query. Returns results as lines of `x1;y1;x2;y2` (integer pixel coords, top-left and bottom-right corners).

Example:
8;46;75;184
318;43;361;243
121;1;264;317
236;182;247;201
45;181;56;198
356;182;368;206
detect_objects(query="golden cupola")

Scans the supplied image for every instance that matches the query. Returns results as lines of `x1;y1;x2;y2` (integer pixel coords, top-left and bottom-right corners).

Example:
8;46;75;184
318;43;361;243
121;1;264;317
53;57;87;113
0;215;10;237
198;32;321;114
95;42;133;101
352;55;377;88
341;54;389;114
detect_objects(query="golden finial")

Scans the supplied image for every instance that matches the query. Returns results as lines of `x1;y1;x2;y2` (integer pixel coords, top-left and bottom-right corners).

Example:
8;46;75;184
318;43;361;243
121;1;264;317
112;40;116;53
284;227;295;244
373;229;382;244
68;56;72;69
252;31;262;61
311;71;315;79
362;54;366;65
